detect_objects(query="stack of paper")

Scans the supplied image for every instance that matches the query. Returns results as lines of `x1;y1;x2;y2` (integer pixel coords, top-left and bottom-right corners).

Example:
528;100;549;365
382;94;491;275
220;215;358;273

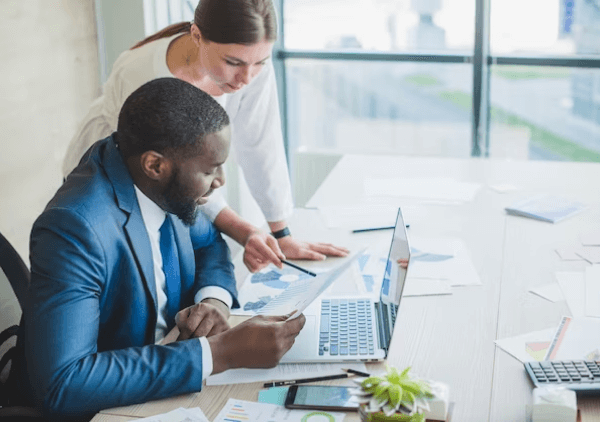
505;194;586;223
555;267;600;318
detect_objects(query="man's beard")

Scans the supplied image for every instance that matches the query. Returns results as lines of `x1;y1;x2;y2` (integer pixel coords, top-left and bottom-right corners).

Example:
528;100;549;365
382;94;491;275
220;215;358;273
163;168;199;227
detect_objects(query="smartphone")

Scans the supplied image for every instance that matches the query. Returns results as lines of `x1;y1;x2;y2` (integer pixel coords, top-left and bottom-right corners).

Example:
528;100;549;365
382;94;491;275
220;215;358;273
284;385;359;412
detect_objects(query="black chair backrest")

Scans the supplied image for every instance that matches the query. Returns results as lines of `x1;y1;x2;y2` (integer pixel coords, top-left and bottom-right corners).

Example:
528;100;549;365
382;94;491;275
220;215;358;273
0;231;30;310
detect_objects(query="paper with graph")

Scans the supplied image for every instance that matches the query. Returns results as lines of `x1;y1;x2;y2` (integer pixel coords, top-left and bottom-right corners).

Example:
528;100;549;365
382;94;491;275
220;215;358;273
232;250;364;319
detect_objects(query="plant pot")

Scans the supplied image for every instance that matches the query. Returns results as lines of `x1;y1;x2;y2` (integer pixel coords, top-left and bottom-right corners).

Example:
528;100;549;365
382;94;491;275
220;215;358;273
358;404;422;422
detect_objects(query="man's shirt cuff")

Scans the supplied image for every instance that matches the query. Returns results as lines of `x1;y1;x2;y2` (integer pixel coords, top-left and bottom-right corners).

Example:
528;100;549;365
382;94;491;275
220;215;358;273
198;337;213;380
195;286;233;309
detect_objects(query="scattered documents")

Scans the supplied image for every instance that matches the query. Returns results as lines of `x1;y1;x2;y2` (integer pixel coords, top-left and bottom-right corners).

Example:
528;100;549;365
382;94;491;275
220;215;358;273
495;328;556;363
206;362;368;386
403;278;452;296
317;204;400;229
407;237;481;286
364;177;481;203
555;272;586;318
545;316;600;361
585;266;600;318
529;283;565;303
488;183;518;193
136;407;209;422
213;398;346;422
504;194;586;223
576;247;600;264
580;229;600;246
555;248;585;261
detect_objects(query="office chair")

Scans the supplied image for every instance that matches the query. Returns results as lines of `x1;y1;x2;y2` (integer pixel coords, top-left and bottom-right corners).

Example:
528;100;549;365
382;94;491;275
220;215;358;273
0;231;44;420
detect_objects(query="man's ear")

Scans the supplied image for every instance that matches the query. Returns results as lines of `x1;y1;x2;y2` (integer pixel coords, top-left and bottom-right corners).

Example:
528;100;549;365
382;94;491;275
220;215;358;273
139;150;172;181
190;23;203;47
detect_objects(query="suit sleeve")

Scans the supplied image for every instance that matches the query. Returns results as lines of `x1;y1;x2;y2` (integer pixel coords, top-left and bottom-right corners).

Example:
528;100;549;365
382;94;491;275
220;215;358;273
189;213;240;309
25;208;207;421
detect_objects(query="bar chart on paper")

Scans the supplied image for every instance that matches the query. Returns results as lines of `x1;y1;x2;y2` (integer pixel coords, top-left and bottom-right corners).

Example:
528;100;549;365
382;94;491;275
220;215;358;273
213;399;345;422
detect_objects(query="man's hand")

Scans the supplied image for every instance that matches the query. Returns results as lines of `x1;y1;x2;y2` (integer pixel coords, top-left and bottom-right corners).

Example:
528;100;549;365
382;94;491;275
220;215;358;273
208;314;306;374
278;236;349;261
243;230;286;273
175;299;231;340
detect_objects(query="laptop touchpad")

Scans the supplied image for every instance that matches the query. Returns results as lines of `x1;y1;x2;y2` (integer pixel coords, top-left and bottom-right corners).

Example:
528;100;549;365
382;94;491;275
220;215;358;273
281;315;317;361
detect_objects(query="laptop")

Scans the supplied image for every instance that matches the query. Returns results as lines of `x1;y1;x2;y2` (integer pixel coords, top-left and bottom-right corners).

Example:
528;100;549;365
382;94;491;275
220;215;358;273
280;208;411;363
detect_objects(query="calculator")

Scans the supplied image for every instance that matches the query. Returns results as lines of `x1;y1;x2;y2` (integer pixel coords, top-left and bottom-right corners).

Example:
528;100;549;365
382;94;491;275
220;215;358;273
524;360;600;393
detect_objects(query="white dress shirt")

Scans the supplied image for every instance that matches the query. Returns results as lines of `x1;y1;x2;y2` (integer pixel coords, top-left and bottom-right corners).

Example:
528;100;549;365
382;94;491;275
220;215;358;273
134;186;233;379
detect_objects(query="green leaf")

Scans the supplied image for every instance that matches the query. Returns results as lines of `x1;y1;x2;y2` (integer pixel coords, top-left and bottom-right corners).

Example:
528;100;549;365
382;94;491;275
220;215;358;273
361;376;383;390
387;384;402;407
386;366;401;384
400;366;411;379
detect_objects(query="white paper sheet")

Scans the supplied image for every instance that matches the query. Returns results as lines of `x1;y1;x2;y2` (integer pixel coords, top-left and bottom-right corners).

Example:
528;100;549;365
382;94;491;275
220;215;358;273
317;204;400;229
575;247;600;264
206;362;368;386
136;407;209;422
407;237;481;286
580;229;600;246
555;272;586;318
364;177;481;203
585;266;600;318
545;316;600;361
488;183;519;193
555;248;585;261
529;283;565;303
403;278;452;296
495;328;556;363
214;399;346;422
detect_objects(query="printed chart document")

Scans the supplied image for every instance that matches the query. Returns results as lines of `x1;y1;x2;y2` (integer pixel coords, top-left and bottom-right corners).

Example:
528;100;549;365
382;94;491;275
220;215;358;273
504;194;586;223
206;362;368;386
495;328;556;363
136;407;209;422
231;250;364;318
555;272;586;318
545;316;600;361
364;177;481;203
407;237;481;286
213;398;346;422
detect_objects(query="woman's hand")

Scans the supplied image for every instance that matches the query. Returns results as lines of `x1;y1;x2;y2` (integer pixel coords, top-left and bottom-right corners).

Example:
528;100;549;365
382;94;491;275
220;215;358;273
243;230;286;273
277;236;349;261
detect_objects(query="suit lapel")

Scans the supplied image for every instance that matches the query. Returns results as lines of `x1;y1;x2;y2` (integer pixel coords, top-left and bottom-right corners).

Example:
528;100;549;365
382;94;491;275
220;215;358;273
102;136;158;315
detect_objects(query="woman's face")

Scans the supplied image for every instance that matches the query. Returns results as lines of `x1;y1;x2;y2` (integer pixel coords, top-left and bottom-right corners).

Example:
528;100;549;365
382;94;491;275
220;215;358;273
197;35;274;94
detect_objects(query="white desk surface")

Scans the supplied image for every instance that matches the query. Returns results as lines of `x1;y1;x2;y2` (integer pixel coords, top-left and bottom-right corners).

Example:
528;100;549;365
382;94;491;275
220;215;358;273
93;155;600;422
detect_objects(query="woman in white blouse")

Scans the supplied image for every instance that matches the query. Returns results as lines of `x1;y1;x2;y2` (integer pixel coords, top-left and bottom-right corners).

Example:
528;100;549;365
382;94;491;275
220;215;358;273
63;0;348;272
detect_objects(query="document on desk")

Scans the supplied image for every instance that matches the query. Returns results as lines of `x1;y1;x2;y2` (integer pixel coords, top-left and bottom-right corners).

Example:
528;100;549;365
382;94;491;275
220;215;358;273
231;249;364;317
528;282;565;303
206;361;368;386
545;316;600;361
555;272;586;318
585;266;600;318
136;407;208;422
364;177;481;203
214;398;345;422
407;237;481;286
494;328;556;363
317;203;400;229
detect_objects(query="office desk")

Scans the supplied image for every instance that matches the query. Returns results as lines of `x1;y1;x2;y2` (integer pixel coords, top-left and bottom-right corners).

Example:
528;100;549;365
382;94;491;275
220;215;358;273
93;155;600;422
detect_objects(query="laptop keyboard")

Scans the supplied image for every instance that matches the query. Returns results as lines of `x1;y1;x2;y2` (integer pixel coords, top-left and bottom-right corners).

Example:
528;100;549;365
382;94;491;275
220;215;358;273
318;299;375;356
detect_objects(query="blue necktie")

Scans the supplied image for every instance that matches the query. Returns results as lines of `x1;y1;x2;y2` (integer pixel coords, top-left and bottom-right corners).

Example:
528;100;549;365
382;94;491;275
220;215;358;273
159;215;181;329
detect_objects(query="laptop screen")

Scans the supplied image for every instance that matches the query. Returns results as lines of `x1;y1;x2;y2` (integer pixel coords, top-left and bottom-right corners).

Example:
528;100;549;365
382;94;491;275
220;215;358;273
378;209;410;348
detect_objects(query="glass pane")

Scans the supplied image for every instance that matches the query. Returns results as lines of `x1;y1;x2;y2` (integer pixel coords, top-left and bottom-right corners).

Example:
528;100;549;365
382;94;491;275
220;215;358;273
490;0;600;56
286;60;473;158
283;0;475;53
489;65;600;161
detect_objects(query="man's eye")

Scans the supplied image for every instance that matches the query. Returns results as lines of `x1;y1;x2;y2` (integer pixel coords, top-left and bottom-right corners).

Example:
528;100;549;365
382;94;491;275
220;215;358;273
225;60;240;66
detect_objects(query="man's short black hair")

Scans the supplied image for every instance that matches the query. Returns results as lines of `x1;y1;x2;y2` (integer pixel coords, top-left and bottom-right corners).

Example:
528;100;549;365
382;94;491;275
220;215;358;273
116;78;229;158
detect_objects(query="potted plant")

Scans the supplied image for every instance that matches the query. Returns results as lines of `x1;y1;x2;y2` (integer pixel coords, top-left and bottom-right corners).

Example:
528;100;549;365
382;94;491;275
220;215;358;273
353;366;447;422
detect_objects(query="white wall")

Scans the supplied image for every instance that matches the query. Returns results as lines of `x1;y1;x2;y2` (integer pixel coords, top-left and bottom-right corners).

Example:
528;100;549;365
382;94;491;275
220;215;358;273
0;1;99;262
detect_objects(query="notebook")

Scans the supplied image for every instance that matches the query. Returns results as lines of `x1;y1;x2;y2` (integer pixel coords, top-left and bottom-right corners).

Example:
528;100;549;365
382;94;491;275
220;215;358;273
280;208;410;363
505;194;586;223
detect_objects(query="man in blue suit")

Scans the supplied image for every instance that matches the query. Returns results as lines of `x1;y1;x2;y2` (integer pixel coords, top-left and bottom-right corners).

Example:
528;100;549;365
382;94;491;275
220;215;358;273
12;78;306;421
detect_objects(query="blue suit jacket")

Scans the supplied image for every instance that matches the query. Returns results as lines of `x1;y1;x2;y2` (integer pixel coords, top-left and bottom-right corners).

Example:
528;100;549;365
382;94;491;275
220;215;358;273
16;135;239;420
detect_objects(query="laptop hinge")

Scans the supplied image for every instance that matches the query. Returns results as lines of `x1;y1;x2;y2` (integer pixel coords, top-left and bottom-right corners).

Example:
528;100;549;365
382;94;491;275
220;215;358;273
374;301;390;352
